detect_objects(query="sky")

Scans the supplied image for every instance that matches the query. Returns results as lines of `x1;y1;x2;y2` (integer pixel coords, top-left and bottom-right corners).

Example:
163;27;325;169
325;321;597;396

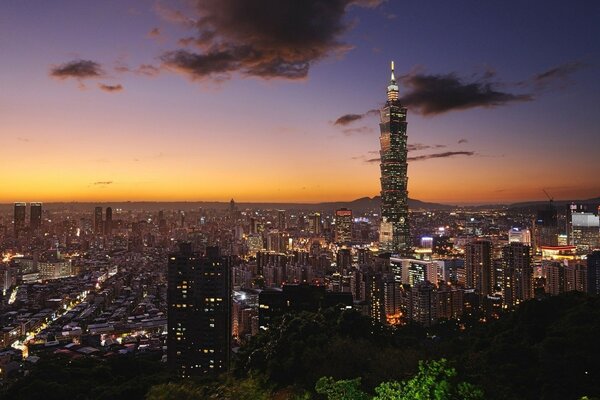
1;0;599;205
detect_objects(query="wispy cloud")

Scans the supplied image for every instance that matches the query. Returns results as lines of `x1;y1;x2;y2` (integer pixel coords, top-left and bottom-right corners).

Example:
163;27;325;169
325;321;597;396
365;151;476;164
93;181;113;185
408;151;475;161
98;83;123;93
342;126;374;136
334;109;378;126
530;60;587;90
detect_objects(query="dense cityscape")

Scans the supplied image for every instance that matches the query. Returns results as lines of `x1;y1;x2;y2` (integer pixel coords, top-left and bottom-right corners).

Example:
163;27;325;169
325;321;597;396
2;1;599;399
1;64;599;399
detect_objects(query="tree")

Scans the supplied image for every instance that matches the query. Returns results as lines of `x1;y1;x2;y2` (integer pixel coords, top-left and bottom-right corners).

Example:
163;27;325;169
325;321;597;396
315;377;370;400
373;359;484;400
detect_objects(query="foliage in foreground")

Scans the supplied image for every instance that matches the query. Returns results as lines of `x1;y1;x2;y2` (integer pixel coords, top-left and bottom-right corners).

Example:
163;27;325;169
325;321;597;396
316;359;483;400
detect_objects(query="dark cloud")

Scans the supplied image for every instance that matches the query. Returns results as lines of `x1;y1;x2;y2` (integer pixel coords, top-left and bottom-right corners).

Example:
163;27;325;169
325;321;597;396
334;109;378;125
399;72;532;115
50;59;103;80
335;114;364;126
457;138;468;144
98;83;123;92
532;61;586;90
408;151;475;161
93;181;113;185
159;0;382;81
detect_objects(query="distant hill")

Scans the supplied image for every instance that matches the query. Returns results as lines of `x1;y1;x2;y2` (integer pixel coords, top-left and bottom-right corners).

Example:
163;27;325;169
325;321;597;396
0;197;453;213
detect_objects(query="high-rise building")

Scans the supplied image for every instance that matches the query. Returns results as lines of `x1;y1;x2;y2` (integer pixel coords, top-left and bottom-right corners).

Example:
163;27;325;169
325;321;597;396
545;262;566;296
587;251;600;295
94;206;103;235
465;240;494;297
30;202;42;231
335;208;353;244
167;244;231;378
13;202;26;237
277;210;287;231
409;281;438;327
378;61;410;255
570;211;599;254
310;213;322;236
105;207;113;236
501;242;533;308
534;205;559;251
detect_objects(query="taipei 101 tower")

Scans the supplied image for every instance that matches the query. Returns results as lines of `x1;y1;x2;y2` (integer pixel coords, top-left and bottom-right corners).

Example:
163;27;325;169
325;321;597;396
378;61;411;255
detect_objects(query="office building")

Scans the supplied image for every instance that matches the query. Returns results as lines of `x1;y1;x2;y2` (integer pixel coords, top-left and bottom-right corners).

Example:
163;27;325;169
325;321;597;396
258;283;352;329
14;202;26;237
94;206;103;235
105;207;113;236
378;61;410;255
30;202;42;230
167;243;231;378
570;211;599;254
534;205;559;251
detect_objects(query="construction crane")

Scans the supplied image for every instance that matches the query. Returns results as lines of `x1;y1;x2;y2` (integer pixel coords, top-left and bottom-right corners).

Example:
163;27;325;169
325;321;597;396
542;189;554;203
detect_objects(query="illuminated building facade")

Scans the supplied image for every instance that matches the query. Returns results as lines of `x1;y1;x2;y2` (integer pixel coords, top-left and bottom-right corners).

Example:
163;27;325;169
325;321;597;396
167;243;231;378
465;240;494;297
334;208;353;244
501;242;533;308
378;62;410;255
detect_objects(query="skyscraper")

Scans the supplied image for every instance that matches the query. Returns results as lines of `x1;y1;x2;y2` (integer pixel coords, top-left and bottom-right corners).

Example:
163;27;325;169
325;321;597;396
105;207;113;236
378;61;410;255
167;243;231;378
335;208;353;244
13;202;26;237
30;202;42;231
465;240;494;297
94;206;103;235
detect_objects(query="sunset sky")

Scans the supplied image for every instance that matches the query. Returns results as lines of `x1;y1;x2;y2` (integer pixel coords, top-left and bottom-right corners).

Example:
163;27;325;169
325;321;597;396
1;0;599;204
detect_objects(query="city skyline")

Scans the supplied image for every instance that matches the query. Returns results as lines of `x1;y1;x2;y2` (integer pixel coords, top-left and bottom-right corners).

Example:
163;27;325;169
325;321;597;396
2;0;599;204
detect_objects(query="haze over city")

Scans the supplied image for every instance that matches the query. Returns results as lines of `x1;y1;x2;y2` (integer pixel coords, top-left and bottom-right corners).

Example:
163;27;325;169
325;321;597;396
2;0;599;204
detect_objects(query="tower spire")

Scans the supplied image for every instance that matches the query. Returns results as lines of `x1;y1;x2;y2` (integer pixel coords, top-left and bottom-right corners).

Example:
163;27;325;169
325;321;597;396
387;60;399;101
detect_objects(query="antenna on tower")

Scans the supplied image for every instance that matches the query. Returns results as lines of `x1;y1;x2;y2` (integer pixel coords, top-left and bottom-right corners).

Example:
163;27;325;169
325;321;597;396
390;60;396;83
